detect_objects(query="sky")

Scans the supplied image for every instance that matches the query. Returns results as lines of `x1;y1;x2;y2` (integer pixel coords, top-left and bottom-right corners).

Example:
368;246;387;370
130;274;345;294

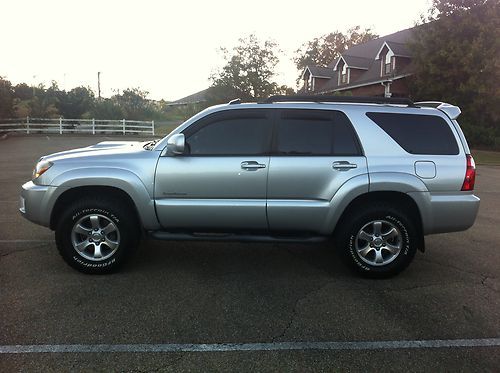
1;0;431;101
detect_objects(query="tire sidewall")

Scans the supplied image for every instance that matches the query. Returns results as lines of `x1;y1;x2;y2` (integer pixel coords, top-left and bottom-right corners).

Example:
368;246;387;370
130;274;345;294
56;201;135;274
345;210;416;276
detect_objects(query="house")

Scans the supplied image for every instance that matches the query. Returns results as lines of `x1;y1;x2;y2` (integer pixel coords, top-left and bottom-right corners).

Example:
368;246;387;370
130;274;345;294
300;27;415;97
166;88;208;107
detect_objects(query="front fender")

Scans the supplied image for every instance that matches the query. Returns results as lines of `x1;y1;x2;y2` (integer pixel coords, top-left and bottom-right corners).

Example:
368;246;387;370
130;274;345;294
48;168;160;230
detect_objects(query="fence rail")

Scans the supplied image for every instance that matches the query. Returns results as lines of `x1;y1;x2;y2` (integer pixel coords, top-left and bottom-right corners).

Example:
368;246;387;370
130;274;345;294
0;117;155;135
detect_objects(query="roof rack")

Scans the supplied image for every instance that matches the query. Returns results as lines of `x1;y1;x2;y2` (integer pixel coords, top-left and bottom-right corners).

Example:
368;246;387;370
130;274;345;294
262;95;416;107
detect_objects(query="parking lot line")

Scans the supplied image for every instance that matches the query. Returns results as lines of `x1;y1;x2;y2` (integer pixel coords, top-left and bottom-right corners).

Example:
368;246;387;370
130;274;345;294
0;240;54;243
1;338;499;354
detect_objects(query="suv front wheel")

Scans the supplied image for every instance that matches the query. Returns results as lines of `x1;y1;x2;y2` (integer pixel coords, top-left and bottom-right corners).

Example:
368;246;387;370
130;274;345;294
55;197;139;274
337;204;418;278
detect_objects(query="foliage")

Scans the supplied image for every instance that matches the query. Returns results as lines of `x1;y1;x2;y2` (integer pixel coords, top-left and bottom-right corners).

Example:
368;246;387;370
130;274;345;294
57;86;95;118
293;26;379;73
408;0;500;148
13;83;33;101
88;98;124;120
0;77;14;118
209;34;293;104
0;77;169;121
115;88;160;120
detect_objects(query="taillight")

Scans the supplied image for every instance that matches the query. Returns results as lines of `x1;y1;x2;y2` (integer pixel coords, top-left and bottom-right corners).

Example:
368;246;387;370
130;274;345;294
461;154;476;191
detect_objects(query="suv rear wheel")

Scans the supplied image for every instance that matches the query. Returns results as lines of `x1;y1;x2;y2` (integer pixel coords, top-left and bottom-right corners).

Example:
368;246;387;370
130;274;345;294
337;204;418;278
55;197;139;274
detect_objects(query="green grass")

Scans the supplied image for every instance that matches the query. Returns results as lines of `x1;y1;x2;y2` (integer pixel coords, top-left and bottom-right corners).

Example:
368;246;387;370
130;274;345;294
472;149;500;165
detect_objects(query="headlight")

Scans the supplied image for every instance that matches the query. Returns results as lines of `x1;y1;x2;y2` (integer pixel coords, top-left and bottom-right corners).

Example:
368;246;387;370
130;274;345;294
33;160;53;179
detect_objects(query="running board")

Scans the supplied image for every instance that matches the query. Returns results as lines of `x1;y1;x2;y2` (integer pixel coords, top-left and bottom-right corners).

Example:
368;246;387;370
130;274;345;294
149;231;328;243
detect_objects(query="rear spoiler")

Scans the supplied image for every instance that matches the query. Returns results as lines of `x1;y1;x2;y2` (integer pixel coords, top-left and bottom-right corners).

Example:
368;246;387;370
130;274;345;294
415;101;461;120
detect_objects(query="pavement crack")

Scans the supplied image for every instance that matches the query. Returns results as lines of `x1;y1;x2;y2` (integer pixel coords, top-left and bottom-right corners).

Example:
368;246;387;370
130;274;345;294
480;275;500;294
272;281;332;342
0;246;45;258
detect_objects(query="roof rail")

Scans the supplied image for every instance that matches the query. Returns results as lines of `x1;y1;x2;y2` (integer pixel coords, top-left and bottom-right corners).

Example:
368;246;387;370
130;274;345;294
262;95;416;107
228;98;241;105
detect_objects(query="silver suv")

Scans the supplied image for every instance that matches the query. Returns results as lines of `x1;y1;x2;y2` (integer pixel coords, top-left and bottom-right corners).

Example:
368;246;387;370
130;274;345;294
20;96;480;277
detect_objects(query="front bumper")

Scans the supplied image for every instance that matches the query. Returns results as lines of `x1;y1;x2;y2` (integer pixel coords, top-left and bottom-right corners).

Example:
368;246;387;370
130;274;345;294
20;181;53;227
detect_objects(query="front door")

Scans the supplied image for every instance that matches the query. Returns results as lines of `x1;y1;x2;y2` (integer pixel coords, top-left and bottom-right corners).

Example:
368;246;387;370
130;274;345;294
154;109;273;230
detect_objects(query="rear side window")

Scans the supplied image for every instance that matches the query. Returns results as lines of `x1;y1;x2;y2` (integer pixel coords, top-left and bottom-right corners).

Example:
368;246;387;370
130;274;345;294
366;112;459;155
275;109;361;156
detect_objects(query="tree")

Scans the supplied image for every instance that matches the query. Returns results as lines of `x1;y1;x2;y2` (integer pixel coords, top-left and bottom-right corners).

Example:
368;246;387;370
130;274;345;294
0;77;14;118
408;0;500;147
13;83;33;101
294;26;379;73
57;86;95;118
90;98;124;120
111;88;155;120
209;34;290;103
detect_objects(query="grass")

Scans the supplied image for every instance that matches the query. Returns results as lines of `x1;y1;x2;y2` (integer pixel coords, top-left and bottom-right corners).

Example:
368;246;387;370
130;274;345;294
472;149;500;165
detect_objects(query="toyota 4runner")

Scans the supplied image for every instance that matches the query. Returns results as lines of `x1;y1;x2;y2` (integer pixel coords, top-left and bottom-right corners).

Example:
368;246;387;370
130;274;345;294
20;96;480;277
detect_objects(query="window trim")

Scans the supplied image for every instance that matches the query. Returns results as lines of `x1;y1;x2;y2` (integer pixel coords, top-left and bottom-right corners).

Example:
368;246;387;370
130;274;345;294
179;108;364;158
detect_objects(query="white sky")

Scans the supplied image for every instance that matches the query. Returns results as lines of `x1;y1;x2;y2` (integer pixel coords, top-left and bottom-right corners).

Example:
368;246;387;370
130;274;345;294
1;0;431;101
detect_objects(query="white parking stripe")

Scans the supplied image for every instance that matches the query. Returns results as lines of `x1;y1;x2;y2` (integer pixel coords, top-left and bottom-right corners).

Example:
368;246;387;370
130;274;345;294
0;240;54;243
1;338;499;354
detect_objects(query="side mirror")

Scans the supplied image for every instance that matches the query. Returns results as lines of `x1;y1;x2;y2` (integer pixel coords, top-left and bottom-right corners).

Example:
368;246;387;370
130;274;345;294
165;133;185;155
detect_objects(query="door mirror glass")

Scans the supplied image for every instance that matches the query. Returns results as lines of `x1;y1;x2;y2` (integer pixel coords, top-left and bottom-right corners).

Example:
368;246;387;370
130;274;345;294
166;133;185;155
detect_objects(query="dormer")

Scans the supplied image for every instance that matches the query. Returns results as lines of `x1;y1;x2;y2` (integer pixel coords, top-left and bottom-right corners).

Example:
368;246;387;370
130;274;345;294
333;55;370;85
335;58;349;85
375;41;412;77
300;66;335;92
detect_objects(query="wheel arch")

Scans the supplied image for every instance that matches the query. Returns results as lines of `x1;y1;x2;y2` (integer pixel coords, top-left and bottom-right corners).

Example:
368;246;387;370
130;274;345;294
50;185;142;232
334;191;425;252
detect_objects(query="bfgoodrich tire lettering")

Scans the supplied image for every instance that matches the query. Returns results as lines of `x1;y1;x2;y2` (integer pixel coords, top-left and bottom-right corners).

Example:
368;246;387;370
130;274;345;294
337;204;418;278
55;198;139;274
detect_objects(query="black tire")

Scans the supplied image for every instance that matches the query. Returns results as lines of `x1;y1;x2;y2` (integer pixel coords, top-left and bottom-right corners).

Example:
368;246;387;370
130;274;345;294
336;203;418;278
55;197;139;274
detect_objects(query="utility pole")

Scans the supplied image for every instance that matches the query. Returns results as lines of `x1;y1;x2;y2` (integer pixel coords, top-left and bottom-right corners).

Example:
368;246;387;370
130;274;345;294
97;72;101;100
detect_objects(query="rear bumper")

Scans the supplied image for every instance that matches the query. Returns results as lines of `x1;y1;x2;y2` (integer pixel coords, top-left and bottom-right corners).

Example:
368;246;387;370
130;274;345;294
410;192;480;235
19;181;53;227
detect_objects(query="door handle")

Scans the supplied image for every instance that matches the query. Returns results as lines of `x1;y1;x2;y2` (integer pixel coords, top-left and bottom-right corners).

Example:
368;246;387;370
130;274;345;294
332;161;357;171
241;161;266;170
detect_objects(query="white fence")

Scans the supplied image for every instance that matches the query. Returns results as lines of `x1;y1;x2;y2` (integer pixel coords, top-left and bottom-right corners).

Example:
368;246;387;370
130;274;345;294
0;117;155;135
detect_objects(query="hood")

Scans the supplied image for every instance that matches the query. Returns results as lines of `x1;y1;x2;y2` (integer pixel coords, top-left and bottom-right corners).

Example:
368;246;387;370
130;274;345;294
40;141;146;162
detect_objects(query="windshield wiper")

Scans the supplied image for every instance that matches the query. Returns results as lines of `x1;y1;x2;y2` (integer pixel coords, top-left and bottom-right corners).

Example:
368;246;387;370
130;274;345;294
143;139;160;150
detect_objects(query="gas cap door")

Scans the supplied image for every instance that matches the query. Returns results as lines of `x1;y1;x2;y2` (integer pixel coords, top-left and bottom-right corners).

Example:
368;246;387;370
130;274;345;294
414;161;436;179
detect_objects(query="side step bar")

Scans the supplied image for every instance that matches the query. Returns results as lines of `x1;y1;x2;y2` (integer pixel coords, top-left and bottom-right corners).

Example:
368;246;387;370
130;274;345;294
149;231;328;243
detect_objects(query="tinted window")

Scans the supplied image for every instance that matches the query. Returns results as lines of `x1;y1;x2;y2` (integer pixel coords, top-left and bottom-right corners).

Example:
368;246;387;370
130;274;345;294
185;111;272;155
366;112;459;155
276;109;361;156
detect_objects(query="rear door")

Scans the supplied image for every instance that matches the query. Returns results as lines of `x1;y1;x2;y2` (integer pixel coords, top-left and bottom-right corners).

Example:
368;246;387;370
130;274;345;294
267;109;368;233
154;109;273;230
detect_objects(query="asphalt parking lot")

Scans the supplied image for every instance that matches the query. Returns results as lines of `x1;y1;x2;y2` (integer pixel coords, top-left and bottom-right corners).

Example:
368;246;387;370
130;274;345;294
0;135;499;372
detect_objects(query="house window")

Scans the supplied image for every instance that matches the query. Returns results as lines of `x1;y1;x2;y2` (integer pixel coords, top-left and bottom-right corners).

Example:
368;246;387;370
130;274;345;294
384;62;391;74
341;64;348;84
383;50;394;75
